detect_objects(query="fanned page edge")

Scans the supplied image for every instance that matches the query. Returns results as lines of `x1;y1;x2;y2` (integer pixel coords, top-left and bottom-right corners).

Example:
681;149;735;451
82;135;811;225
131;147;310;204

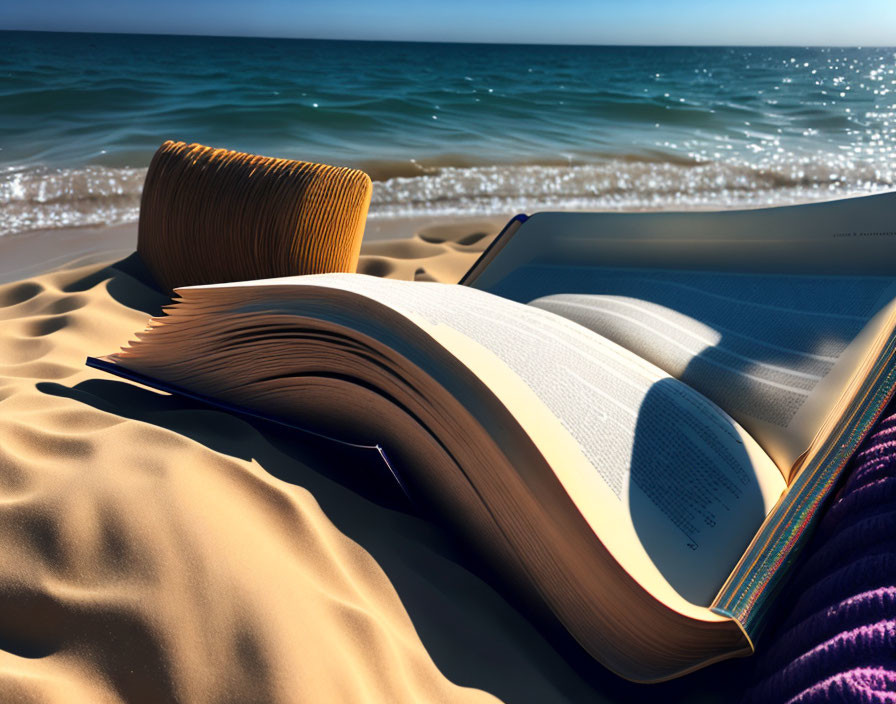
83;354;410;488
88;276;775;680
96;276;777;622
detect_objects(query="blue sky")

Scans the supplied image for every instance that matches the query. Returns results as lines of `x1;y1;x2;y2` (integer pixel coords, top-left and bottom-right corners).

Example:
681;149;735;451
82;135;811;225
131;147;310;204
1;0;895;45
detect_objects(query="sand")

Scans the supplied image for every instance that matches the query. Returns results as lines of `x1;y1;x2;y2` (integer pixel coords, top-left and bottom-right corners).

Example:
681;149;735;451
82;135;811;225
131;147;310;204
0;219;748;703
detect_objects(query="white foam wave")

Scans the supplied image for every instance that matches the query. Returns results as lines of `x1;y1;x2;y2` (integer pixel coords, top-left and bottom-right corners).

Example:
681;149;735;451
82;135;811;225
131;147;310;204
0;165;146;237
367;158;896;218
1;158;894;237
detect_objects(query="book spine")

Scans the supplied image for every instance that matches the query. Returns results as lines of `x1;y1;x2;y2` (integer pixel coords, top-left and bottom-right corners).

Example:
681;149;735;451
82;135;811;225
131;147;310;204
710;327;896;637
458;213;528;287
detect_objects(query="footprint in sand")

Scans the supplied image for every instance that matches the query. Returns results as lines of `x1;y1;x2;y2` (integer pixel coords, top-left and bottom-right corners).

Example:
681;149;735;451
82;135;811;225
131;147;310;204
39;294;89;316
358;219;503;283
413;267;437;282
25;315;71;338
417;228;491;248
356;257;397;279
0;281;44;308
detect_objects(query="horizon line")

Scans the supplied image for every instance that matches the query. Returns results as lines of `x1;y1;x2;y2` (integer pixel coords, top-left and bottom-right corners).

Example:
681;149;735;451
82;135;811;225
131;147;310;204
2;27;895;50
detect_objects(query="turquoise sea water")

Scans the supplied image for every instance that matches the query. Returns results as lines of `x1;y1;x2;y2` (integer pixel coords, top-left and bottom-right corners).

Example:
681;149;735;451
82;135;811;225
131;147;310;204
1;31;895;235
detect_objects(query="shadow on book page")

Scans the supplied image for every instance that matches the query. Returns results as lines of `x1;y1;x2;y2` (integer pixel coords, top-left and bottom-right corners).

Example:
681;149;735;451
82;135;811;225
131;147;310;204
628;378;769;605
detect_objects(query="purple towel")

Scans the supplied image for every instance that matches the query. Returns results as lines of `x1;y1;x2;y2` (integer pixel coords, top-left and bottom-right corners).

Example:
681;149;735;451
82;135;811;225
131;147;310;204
743;408;896;704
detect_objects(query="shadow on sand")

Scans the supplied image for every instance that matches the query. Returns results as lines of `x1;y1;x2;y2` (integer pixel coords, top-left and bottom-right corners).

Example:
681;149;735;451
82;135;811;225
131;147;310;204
40;254;755;704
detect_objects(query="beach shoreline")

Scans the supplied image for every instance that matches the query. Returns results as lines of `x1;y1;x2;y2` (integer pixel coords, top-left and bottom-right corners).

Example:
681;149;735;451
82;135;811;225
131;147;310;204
0;214;509;285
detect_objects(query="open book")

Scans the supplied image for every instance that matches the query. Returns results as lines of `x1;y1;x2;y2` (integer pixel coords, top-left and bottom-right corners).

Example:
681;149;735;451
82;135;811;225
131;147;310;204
89;191;896;682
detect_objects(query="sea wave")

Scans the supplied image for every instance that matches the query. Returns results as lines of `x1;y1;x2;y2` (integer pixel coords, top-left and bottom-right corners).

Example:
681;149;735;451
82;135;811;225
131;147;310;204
0;165;146;237
1;157;893;237
3;38;896;236
367;157;896;217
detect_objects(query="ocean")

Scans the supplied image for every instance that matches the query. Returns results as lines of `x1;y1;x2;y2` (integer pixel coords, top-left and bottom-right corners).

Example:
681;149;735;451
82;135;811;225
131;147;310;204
1;31;895;236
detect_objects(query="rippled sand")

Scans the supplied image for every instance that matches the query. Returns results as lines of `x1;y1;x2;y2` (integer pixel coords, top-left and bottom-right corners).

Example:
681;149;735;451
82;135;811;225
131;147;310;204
0;219;745;703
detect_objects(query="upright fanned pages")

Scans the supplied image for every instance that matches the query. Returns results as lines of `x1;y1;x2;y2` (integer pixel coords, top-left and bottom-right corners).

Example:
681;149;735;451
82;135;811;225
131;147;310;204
94;190;896;682
138;141;372;292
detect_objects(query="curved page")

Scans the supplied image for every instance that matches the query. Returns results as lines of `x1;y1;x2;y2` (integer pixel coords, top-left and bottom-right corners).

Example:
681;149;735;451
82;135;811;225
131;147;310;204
527;272;896;474
197;274;786;613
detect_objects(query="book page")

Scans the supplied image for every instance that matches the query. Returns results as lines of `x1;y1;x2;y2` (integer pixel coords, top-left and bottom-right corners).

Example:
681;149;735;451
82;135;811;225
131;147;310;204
465;192;896;291
199;274;786;611
520;268;896;473
463;194;896;475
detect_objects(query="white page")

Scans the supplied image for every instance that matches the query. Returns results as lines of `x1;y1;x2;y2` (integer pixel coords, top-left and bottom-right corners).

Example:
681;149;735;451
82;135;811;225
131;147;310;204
519;267;896;468
184;274;785;604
